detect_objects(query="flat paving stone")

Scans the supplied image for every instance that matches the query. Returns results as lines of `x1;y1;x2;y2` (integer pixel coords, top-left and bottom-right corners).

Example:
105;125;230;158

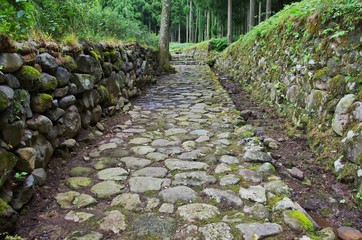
131;146;156;155
90;181;125;198
93;157;119;170
219;174;241;186
165;159;209;171
146;152;168;161
131;214;176;239
131;167;168;178
177;203;220;221
235;223;282;240
120;157;152;170
220;155;239;164
55;191;97;209
111;193;142;210
200;222;234;240
99;210;126;234
165;128;188;136
151;139;178;147
129;177;171;192
239;185;267;204
65;231;103;240
98;142;117;151
97;167;128;181
159;186;199;203
173;171;217;186
129;137;152;145
202;188;243;209
65;177;93;190
65;211;94;223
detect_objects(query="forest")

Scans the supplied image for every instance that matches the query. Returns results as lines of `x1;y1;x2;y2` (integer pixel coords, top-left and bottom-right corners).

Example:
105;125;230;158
0;0;300;47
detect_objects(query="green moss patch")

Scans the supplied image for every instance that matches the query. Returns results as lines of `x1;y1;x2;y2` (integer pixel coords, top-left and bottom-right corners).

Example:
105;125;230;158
289;210;314;232
15;65;43;91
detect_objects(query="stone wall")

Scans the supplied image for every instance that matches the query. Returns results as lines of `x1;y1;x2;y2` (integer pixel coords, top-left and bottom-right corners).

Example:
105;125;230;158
0;39;160;233
214;15;362;191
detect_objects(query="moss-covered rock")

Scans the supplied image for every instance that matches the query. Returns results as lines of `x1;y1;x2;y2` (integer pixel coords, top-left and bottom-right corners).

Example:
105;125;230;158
0;90;11;112
96;85;108;103
328;74;346;97
284;210;314;232
31;93;53;113
40;73;58;92
0;197;19;234
0;148;18;187
0;53;23;73
63;55;77;72
15;65;43;91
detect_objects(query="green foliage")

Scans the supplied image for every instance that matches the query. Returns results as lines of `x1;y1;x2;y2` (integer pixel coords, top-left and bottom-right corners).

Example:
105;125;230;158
0;0;34;39
15;172;27;180
209;38;229;52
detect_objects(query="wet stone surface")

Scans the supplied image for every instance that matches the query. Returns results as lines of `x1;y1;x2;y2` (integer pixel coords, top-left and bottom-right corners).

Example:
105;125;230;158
16;64;313;239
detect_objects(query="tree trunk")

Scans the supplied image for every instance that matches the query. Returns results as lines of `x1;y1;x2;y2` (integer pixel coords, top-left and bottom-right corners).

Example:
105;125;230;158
189;1;193;42
249;0;255;31
207;9;210;40
159;0;173;72
227;0;232;44
246;2;250;33
194;9;198;43
186;14;189;43
266;0;272;19
258;1;262;24
178;21;181;43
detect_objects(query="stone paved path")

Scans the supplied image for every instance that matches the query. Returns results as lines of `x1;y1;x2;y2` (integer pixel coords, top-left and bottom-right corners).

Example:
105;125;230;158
30;64;317;239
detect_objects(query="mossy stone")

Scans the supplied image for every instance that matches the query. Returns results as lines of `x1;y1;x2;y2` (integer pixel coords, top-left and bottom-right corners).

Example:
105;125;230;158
109;50;119;63
63;55;77;72
0;197;19;233
0;91;10;112
288;210;314;232
328;74;346;97
0;148;18;187
90;51;101;61
313;67;329;82
15;65;43;91
96;85;108;103
40;73;58;92
31;93;53;113
69;167;94;177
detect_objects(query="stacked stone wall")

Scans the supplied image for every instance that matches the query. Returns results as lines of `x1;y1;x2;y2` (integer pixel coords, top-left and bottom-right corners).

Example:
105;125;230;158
0;39;160;233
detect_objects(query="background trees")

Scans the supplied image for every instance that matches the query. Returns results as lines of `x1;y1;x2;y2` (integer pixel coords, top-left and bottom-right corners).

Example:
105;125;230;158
0;0;300;45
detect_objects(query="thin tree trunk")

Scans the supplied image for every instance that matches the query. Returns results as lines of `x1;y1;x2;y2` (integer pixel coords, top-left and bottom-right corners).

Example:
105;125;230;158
186;14;189;43
246;2;250;33
159;0;172;72
189;0;193;42
258;1;262;24
266;0;272;19
249;0;255;31
207;9;210;40
178;21;181;43
194;9;198;43
227;0;232;44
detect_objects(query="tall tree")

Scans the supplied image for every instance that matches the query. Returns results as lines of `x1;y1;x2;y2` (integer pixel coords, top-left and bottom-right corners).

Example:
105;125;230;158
249;0;255;31
189;0;193;42
159;0;173;72
227;0;232;44
266;0;272;19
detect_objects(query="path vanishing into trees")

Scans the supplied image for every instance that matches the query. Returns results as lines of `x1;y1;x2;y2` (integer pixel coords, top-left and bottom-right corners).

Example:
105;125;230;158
15;57;361;240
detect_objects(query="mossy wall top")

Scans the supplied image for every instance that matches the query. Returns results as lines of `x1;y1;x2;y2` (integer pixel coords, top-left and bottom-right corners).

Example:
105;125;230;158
215;0;362;181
